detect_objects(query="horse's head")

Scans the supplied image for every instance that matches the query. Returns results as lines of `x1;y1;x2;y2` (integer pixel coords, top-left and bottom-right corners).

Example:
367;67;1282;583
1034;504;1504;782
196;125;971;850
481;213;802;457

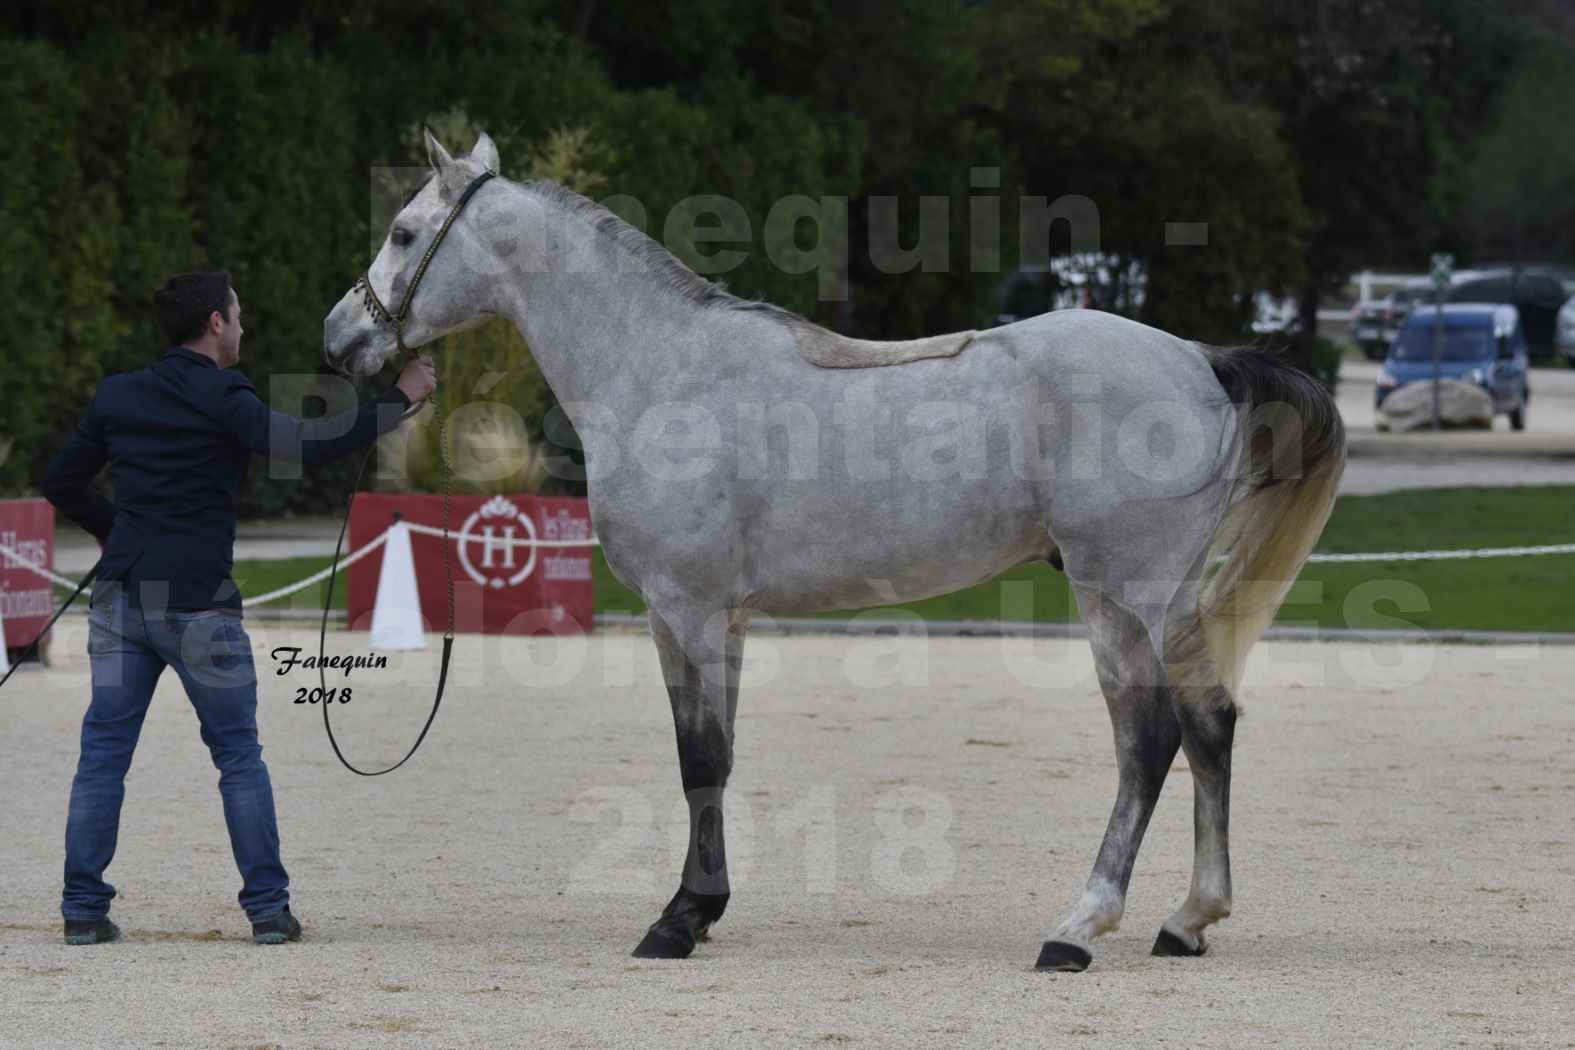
324;129;503;377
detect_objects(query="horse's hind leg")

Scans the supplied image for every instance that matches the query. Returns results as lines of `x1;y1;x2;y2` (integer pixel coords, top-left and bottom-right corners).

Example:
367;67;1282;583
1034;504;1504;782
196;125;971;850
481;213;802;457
1036;588;1181;972
631;603;747;960
1151;616;1235;957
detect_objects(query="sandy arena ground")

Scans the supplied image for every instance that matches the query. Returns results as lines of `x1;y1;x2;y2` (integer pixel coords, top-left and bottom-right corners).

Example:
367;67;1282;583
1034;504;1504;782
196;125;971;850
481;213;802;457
2;621;1573;1049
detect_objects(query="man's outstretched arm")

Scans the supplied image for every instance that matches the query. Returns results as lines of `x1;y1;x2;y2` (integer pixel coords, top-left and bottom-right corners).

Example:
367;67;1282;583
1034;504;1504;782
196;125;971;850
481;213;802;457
217;356;436;467
217;373;415;467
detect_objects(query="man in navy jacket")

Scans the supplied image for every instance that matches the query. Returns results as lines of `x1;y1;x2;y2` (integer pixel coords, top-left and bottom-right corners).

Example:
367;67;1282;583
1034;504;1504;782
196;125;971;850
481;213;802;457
39;270;436;946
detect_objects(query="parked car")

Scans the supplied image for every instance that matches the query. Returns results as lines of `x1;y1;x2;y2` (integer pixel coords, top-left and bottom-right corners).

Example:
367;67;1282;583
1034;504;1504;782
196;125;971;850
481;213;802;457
1557;295;1575;366
1445;266;1572;363
1376;303;1531;430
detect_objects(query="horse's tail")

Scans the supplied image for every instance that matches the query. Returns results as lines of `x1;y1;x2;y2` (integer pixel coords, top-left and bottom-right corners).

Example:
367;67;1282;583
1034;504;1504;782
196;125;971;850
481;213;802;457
1189;343;1346;695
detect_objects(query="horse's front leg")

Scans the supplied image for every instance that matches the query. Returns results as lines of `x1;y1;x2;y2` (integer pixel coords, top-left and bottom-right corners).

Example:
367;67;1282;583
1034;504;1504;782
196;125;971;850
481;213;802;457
631;604;748;959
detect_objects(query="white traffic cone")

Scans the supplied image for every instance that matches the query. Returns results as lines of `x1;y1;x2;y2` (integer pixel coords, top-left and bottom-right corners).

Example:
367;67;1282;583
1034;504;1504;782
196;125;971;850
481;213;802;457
369;520;427;651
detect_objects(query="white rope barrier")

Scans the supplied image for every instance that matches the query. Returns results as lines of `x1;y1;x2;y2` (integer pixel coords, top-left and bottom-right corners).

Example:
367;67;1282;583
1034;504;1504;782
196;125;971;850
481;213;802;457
242;530;390;605
0;549;81;589
3;532;1573;612
401;521;600;549
0;532;393;608
1305;543;1575;563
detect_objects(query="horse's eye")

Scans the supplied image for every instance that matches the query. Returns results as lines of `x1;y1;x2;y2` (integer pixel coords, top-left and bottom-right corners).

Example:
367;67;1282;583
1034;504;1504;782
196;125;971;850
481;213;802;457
391;227;414;248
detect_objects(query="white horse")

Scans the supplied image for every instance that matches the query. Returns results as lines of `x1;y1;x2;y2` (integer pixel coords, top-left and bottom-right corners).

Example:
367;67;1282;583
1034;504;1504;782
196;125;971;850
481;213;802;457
324;131;1345;970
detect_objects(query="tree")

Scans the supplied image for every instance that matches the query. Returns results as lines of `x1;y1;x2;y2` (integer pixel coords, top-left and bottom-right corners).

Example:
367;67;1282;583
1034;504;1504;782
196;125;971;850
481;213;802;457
1240;0;1524;335
1459;35;1575;263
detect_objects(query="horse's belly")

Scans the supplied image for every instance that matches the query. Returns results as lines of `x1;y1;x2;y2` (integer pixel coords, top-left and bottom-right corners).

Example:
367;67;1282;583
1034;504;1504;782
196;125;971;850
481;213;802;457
745;553;1042;614
737;478;1049;615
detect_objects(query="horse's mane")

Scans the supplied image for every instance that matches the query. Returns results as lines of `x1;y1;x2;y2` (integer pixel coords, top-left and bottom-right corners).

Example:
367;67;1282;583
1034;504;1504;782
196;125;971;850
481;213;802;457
522;179;815;329
519;177;975;369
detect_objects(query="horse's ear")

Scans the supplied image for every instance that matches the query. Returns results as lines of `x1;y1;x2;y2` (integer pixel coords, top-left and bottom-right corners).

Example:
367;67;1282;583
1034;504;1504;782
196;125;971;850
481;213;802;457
471;131;500;174
424;126;456;175
425;126;472;199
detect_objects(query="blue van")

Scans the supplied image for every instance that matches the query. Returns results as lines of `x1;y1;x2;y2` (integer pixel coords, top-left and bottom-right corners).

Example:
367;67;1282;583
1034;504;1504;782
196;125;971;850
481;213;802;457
1376;303;1531;429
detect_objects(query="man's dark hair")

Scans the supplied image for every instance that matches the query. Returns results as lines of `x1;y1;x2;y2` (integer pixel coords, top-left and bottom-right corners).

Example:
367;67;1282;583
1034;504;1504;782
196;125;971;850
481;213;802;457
153;271;233;345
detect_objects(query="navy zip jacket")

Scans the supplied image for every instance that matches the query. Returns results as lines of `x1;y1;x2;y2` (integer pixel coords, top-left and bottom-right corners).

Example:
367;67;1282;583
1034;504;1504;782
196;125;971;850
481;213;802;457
39;345;413;615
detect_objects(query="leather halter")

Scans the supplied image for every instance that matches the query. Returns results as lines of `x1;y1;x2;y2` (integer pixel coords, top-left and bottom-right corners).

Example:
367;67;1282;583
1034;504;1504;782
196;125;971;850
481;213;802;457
353;168;496;363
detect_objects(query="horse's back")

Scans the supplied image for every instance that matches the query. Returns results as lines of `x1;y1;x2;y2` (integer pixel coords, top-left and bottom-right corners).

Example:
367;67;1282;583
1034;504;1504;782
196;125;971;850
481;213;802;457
981;309;1223;406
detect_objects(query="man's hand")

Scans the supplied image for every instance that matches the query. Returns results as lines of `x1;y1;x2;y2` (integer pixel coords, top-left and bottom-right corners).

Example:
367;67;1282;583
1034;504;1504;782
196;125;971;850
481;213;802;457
396;356;438;404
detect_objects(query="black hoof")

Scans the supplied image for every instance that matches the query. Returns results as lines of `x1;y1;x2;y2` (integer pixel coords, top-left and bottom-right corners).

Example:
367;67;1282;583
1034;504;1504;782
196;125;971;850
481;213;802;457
1034;940;1092;972
630;887;728;959
631;922;696;960
1151;928;1206;957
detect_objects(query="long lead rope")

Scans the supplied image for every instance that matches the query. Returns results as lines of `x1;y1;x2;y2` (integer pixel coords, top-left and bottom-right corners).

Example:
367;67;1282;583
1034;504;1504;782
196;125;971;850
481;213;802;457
318;366;454;776
318;168;493;775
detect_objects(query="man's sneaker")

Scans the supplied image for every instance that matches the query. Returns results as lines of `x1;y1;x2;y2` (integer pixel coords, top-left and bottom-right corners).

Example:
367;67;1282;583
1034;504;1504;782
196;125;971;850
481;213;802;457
251;906;302;945
63;917;121;945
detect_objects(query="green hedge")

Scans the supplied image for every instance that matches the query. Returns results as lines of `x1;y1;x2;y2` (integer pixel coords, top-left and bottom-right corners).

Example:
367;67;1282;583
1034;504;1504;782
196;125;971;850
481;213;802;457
0;40;119;487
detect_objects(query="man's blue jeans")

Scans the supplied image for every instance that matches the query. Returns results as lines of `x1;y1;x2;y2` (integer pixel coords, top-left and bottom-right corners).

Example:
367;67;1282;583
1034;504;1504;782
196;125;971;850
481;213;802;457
62;587;289;922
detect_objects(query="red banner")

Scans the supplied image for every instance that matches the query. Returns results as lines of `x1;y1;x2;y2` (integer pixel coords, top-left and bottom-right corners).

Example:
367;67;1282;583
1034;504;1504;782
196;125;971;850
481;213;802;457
346;493;595;636
1;499;56;649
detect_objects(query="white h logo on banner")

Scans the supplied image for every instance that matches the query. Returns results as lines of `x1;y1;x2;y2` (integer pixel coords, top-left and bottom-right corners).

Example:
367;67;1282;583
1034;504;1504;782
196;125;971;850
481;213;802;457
459;496;539;589
479;526;518;569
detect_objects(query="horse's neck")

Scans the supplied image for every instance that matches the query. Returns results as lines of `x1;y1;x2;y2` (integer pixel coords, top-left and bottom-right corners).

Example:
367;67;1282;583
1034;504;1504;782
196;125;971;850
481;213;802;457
492;197;756;418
